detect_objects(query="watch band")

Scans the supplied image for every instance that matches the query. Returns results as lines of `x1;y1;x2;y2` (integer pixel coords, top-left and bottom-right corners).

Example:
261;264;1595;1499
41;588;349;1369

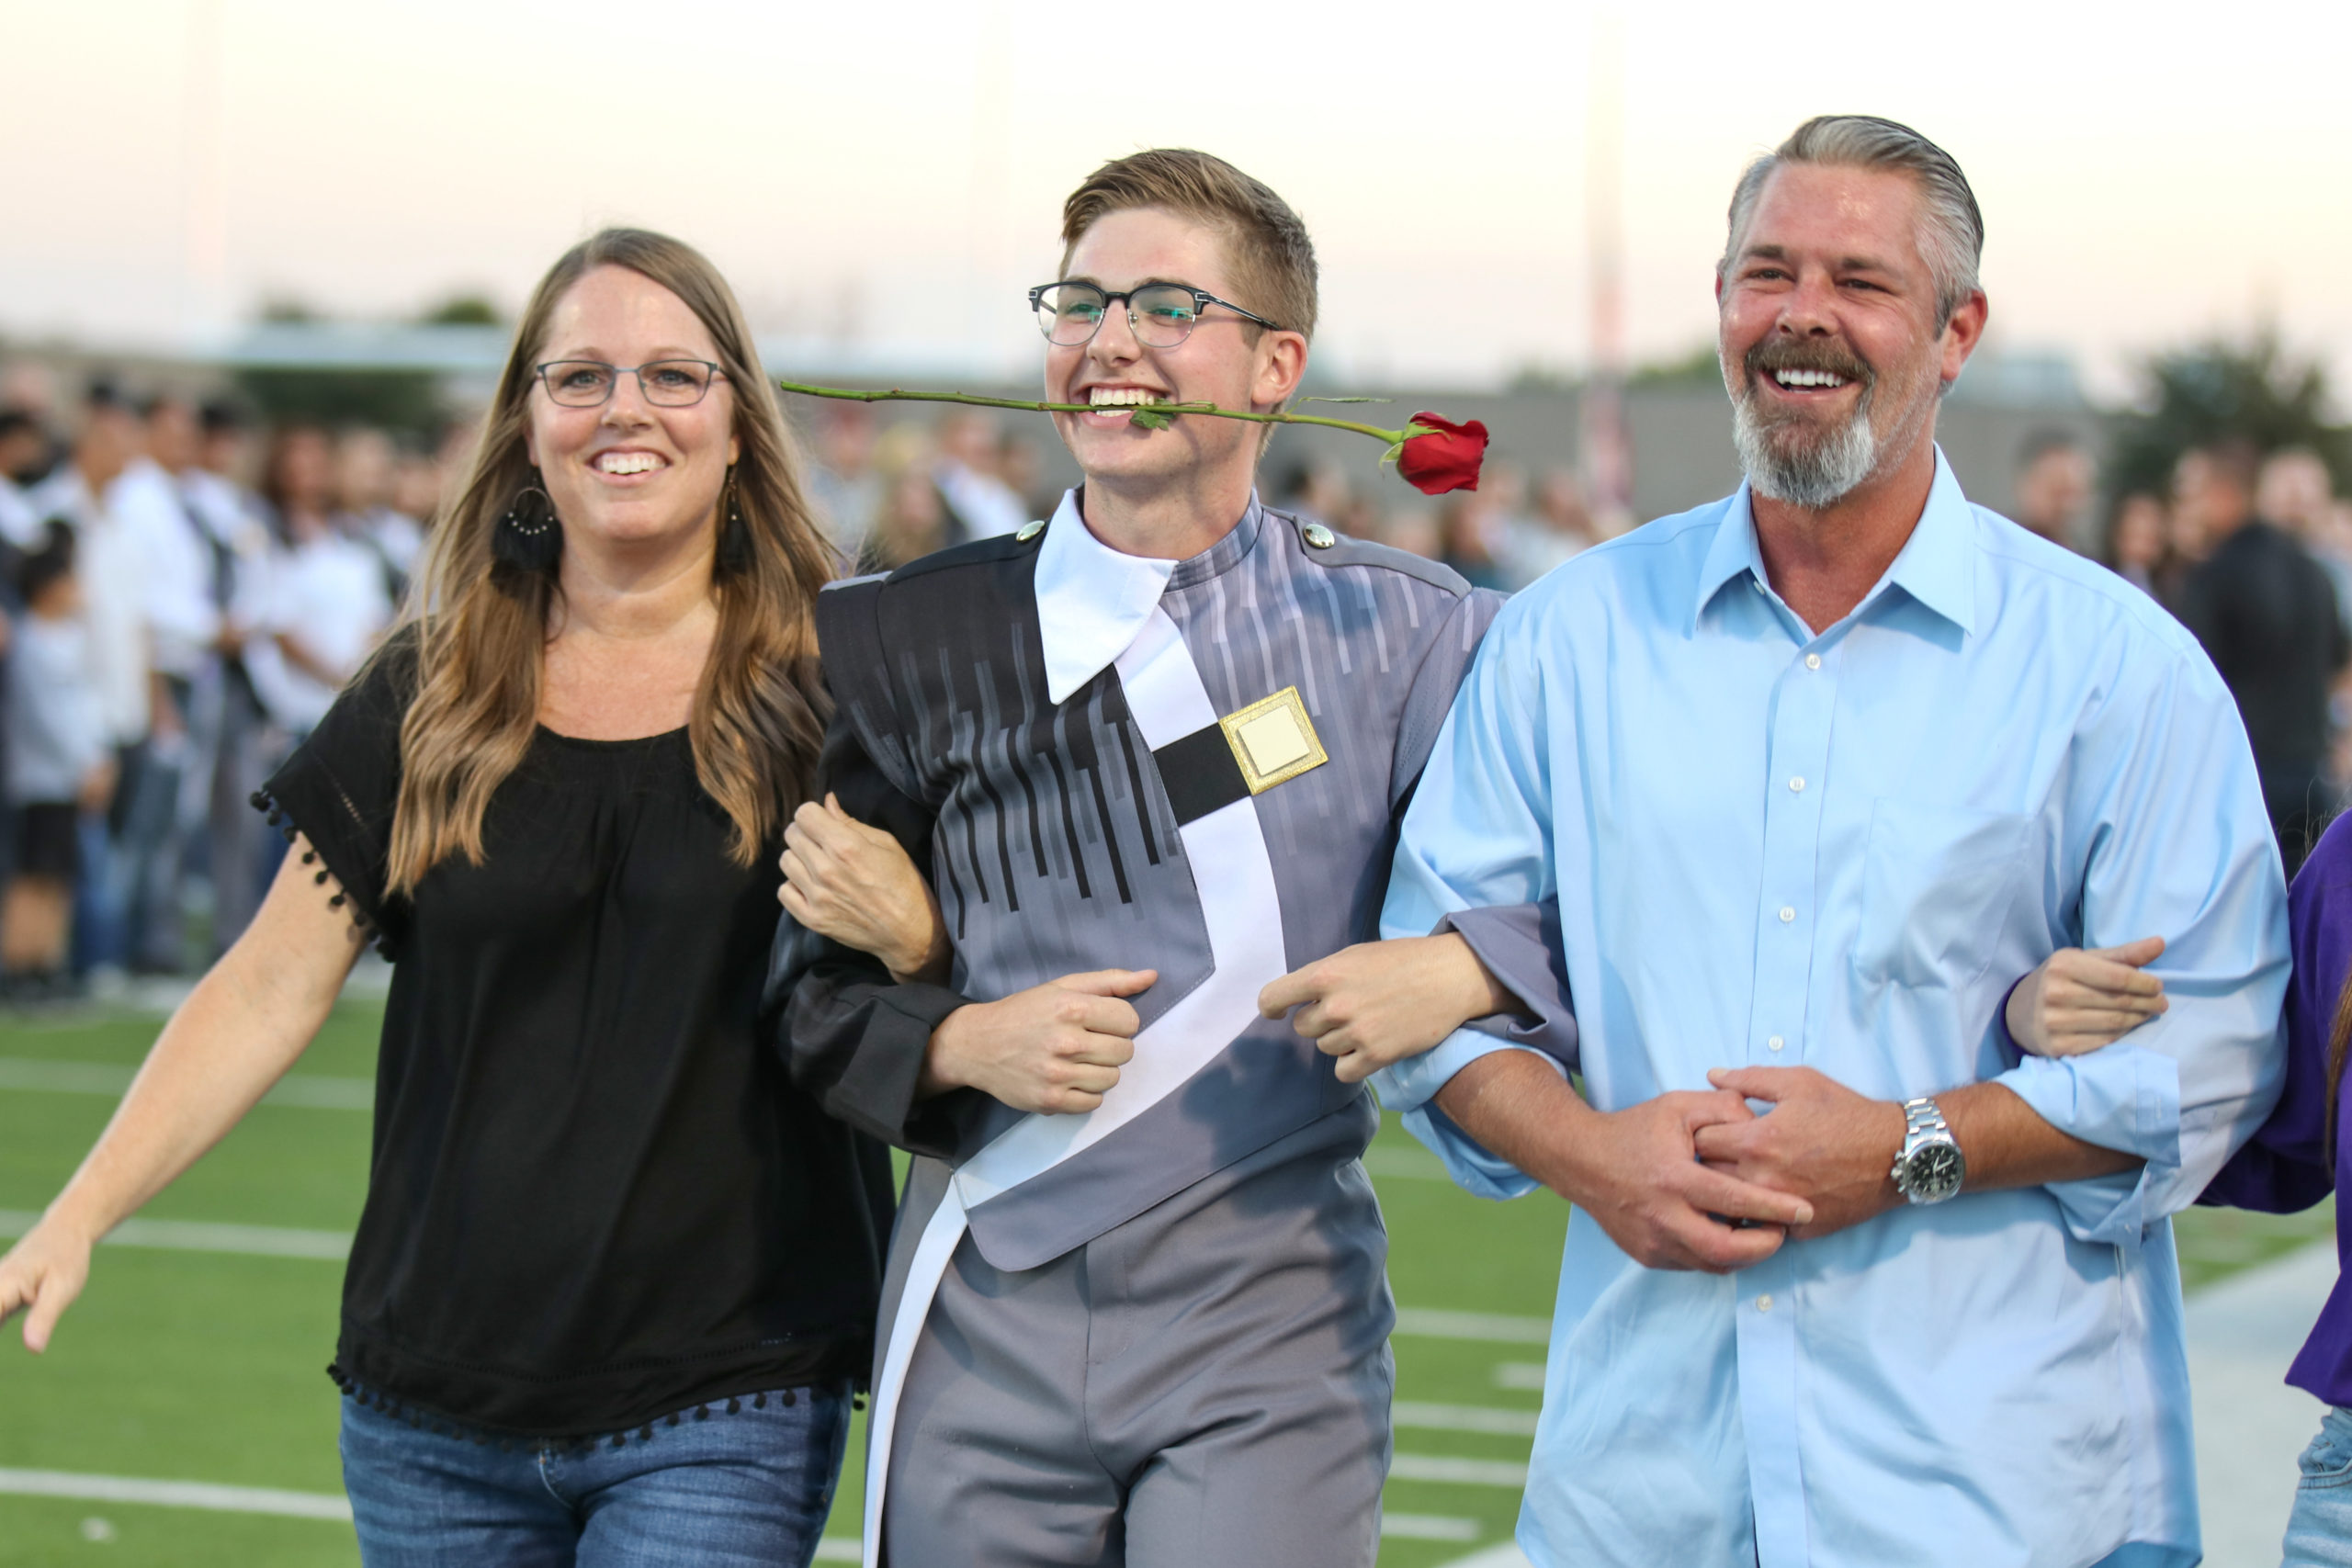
1892;1095;1964;1204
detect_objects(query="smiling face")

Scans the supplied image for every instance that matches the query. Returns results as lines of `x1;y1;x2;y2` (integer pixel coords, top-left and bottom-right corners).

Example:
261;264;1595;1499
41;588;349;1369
523;265;739;556
1717;163;1979;511
1046;207;1306;494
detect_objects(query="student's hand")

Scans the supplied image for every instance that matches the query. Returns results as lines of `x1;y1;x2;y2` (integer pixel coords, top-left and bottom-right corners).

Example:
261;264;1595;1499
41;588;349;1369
1258;934;1518;1084
779;794;950;984
0;1214;95;1354
923;969;1158;1115
2004;937;2167;1058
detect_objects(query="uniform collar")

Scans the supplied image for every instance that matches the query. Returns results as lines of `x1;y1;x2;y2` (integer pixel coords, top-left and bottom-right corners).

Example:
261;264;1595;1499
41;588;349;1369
1034;490;1264;705
1693;446;1977;637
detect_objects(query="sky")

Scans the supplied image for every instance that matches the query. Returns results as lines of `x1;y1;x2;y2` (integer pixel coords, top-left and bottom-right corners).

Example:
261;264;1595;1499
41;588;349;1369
6;0;2350;404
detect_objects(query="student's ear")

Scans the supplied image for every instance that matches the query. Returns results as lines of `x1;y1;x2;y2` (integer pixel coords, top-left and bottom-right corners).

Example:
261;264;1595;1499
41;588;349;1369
1253;329;1309;413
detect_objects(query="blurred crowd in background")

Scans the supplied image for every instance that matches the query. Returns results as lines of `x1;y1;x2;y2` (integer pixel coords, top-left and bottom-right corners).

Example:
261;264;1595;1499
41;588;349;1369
0;358;2347;999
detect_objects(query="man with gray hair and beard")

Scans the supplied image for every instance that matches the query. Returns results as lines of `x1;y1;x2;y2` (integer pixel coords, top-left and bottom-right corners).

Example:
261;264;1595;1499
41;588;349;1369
1267;115;2287;1566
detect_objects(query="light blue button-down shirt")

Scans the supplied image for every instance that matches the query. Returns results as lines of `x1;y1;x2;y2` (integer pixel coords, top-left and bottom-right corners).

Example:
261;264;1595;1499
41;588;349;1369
1375;453;2288;1568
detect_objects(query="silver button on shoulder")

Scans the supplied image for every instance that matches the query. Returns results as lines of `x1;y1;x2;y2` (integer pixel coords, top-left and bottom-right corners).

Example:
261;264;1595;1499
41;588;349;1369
1303;522;1336;549
1014;519;1046;542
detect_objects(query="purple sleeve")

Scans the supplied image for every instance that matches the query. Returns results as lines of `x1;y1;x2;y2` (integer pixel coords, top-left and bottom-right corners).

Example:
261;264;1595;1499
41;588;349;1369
2200;816;2352;1213
1434;899;1578;1076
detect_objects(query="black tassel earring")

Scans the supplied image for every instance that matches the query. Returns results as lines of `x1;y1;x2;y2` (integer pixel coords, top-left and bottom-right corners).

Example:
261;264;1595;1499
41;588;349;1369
494;474;561;574
716;466;754;577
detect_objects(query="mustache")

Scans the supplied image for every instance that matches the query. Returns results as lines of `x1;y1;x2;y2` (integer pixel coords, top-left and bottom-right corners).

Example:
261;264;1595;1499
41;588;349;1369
1743;338;1875;389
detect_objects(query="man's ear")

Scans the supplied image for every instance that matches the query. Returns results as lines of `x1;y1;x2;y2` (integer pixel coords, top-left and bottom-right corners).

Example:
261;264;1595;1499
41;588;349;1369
1254;330;1310;413
1939;289;1989;388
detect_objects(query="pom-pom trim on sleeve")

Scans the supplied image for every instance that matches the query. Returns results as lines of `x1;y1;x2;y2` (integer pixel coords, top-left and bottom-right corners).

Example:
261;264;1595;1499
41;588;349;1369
250;787;398;959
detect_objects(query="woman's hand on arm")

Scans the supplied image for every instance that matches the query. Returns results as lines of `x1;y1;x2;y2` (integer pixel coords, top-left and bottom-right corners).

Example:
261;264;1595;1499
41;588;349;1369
2005;936;2168;1058
0;833;365;1352
778;794;950;985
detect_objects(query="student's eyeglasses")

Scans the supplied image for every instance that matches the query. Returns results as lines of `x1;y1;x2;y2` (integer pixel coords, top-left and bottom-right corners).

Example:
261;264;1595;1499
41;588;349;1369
535;360;727;408
1028;282;1284;349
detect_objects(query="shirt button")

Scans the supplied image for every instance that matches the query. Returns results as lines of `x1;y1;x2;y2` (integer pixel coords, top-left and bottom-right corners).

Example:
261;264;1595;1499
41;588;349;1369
1778;906;1795;923
1804;653;1822;671
1767;1035;1784;1052
1757;1294;1774;1313
1788;776;1805;793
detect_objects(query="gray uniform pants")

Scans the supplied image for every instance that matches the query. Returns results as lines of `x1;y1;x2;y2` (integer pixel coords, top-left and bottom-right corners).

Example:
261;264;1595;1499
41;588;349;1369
882;1137;1396;1568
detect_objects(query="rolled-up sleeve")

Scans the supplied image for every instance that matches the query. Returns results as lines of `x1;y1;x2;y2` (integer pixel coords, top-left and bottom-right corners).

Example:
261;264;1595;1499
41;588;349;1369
1995;631;2289;1245
1371;599;1562;1190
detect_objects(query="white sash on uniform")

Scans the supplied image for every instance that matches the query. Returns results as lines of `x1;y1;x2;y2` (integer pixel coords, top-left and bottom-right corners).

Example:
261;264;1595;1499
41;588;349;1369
861;604;1289;1559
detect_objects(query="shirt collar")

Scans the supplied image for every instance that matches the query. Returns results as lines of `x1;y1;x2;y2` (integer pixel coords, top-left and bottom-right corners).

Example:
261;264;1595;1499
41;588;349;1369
1692;446;1978;637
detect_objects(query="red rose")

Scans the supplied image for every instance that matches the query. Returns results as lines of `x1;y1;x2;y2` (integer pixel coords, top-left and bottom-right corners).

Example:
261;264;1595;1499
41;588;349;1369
1395;412;1488;495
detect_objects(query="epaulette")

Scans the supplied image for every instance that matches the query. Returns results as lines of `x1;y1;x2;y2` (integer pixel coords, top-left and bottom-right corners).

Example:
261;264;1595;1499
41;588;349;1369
1270;510;1472;596
883;524;1047;586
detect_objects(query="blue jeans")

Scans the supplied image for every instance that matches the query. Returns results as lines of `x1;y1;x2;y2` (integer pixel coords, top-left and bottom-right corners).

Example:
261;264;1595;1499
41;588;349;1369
340;1383;850;1567
2285;1404;2352;1568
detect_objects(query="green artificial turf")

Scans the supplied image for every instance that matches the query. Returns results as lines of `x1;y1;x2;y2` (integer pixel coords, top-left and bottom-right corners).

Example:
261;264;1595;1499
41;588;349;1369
0;1000;2334;1566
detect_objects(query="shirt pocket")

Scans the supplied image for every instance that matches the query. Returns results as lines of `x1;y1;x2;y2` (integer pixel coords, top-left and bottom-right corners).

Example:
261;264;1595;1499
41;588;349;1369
1850;798;2032;990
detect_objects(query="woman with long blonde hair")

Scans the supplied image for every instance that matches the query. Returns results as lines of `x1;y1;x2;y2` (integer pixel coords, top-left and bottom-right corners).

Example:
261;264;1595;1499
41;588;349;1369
0;230;918;1566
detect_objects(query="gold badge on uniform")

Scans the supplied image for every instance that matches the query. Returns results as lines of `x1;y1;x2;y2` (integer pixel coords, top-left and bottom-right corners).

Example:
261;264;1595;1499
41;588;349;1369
1218;686;1329;795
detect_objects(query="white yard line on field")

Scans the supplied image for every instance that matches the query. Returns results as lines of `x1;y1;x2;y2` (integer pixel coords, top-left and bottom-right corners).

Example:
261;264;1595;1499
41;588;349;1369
0;1469;351;1521
1391;1307;1552;1344
1393;1401;1541;1438
1388;1453;1530;1488
0;1210;350;1259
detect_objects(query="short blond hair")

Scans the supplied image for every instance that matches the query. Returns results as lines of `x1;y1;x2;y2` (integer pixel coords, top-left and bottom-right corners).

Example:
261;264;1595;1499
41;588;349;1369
1059;149;1317;344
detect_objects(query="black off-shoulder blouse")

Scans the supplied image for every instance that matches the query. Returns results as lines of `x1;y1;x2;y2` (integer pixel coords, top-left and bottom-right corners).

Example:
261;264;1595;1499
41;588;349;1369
255;633;894;1437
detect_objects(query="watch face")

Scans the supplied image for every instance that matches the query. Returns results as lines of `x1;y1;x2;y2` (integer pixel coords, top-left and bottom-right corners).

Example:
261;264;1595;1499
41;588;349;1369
1906;1143;1965;1203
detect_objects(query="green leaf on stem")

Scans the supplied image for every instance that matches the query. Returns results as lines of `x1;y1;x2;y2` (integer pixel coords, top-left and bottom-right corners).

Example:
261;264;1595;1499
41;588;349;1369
1129;408;1174;431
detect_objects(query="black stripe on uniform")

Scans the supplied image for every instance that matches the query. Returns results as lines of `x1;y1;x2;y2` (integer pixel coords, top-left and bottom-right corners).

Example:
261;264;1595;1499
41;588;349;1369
1152;723;1250;827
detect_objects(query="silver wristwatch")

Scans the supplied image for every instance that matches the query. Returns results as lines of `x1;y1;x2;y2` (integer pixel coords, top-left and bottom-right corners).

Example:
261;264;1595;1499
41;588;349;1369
1891;1096;1965;1204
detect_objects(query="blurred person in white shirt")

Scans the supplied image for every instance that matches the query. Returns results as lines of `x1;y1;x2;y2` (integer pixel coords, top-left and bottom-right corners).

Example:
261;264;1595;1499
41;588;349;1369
1496;463;1598;590
390;447;448;536
27;382;148;973
3;524;114;999
334;427;424;604
246;426;393;739
106;394;240;972
184;401;280;954
933;408;1029;539
28;384;149;756
804;401;880;562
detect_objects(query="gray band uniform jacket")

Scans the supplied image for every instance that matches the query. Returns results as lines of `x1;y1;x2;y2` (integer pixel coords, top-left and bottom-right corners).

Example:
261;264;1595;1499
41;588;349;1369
766;492;1561;1555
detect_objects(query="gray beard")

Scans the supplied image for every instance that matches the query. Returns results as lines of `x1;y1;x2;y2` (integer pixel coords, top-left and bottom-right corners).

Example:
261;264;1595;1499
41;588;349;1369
1732;388;1881;511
